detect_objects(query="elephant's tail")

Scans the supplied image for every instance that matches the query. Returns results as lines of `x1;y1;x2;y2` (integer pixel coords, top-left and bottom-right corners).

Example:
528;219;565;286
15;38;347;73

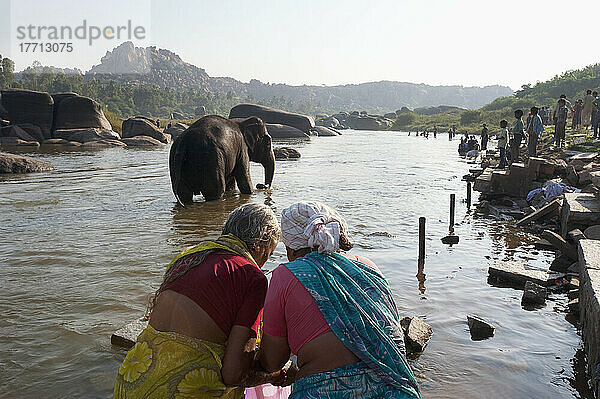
169;135;187;206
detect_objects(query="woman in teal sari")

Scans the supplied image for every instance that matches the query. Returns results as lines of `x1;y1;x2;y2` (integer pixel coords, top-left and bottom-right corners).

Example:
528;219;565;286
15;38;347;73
260;201;421;398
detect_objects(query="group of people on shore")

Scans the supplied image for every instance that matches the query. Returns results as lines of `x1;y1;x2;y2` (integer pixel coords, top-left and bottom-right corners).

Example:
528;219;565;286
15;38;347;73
553;91;600;139
113;201;421;398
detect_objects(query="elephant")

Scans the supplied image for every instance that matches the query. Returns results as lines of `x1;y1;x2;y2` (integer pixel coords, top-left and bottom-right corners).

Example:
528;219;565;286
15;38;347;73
169;115;275;204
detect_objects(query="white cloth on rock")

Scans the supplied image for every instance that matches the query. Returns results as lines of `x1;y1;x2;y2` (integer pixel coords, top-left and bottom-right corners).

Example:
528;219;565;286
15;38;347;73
281;201;348;253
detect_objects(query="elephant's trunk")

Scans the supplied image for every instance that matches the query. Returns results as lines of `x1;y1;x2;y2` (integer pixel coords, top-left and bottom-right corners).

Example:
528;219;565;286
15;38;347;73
263;149;275;188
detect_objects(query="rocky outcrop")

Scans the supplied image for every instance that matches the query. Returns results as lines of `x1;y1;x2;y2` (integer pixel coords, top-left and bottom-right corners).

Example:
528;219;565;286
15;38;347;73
0;152;54;173
316;116;339;128
122;117;171;143
265;124;310;139
121;136;164;147
53;95;113;131
164;122;188;141
1;89;54;139
330;112;393;131
230;104;314;134
54;128;120;143
311;126;341;136
88;41;152;74
384;112;397;119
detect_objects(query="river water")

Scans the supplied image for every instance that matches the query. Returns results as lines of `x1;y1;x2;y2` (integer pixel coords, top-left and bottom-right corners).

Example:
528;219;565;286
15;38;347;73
0;130;591;398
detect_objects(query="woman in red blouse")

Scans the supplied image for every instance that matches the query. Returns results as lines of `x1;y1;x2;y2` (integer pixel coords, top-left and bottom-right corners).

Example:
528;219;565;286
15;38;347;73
114;203;289;398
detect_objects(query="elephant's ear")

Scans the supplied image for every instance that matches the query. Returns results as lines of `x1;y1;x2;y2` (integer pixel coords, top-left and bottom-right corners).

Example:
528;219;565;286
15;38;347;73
239;117;265;153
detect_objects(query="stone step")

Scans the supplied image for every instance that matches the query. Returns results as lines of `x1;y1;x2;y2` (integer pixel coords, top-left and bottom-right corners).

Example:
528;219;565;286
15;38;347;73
111;318;148;349
488;262;564;288
560;193;600;237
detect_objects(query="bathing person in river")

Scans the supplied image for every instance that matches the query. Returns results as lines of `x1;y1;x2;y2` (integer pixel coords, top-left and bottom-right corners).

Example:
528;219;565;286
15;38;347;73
114;203;290;398
259;201;421;399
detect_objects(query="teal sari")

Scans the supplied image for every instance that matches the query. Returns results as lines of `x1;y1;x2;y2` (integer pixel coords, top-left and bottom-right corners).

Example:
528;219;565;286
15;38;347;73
285;252;420;399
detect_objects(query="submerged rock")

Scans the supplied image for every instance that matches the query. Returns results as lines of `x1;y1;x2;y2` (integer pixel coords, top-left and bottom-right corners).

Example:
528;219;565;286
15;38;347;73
54;128;120;143
0;152;54;173
81;139;127;149
467;315;495;340
273;147;301;160
265;124;310;139
229;104;315;134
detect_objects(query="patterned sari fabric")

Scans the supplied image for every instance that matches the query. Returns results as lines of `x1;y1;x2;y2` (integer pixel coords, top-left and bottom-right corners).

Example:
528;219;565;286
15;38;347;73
285;252;421;399
113;324;244;399
114;234;256;398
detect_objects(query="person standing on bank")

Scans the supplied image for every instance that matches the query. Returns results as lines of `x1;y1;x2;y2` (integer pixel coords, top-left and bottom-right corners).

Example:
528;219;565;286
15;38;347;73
497;120;508;169
481;123;489;150
527;106;544;157
592;91;600;140
555;98;568;148
583;89;595;129
510;110;524;164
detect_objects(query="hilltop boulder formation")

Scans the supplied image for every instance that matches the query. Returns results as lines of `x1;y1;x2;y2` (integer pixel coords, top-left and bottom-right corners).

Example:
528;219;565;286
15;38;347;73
1;89;54;139
229;104;314;134
122;117;171;143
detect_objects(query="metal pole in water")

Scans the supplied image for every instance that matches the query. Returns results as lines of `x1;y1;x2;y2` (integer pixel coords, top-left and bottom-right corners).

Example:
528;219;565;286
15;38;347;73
449;194;455;232
467;181;472;209
418;217;426;263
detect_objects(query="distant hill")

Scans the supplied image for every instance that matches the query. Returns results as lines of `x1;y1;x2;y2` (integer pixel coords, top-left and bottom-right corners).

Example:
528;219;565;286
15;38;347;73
84;41;512;113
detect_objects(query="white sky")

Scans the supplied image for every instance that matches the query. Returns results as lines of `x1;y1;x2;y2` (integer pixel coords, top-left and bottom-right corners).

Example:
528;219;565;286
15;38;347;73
1;0;599;90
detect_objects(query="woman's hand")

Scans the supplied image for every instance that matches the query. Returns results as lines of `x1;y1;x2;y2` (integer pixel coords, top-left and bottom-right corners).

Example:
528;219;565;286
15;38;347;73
272;362;298;387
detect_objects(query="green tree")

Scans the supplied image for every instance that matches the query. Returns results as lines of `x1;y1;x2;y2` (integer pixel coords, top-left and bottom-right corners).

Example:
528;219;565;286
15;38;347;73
460;110;481;125
393;112;416;127
0;55;15;89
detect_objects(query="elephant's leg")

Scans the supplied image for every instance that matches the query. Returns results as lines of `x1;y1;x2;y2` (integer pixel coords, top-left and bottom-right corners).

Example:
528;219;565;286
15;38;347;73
232;156;252;195
199;169;226;201
225;176;236;192
176;183;194;205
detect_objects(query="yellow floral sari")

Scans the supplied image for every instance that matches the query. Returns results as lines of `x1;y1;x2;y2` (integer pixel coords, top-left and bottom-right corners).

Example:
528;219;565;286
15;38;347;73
114;324;244;398
114;234;255;399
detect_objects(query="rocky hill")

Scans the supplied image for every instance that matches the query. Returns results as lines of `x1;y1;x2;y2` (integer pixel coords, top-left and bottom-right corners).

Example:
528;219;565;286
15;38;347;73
83;42;512;112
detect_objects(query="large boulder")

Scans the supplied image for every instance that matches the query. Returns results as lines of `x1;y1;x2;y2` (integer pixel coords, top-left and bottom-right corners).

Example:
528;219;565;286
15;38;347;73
0;103;8;119
311;126;341;136
164;122;188;141
42;138;82;147
1;89;54;139
122;117;171;143
51;92;78;106
54;128;120;143
229;104;314;133
265;124;310;139
0;125;37;142
346;114;391;130
53;95;112;131
0;152;54;173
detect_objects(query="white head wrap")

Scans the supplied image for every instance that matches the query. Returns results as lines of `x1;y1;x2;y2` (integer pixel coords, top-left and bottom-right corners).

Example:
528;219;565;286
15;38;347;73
281;201;348;253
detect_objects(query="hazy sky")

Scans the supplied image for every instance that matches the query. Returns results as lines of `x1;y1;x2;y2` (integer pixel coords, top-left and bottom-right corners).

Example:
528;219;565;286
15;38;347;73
1;0;599;90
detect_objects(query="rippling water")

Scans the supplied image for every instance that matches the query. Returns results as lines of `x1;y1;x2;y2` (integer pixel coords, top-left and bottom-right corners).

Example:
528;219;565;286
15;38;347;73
0;131;590;398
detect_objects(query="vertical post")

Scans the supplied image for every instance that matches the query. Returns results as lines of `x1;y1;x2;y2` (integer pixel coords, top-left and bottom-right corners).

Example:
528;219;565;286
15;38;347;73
418;217;426;263
467;181;472;209
449;194;455;232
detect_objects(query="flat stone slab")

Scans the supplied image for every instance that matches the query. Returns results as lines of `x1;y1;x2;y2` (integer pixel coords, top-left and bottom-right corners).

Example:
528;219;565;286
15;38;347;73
542;230;578;260
516;199;561;227
561;193;600;237
111;318;148;349
488;262;560;287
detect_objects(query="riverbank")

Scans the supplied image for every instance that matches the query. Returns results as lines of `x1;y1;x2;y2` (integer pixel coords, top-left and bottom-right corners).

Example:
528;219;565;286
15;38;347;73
466;130;600;397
